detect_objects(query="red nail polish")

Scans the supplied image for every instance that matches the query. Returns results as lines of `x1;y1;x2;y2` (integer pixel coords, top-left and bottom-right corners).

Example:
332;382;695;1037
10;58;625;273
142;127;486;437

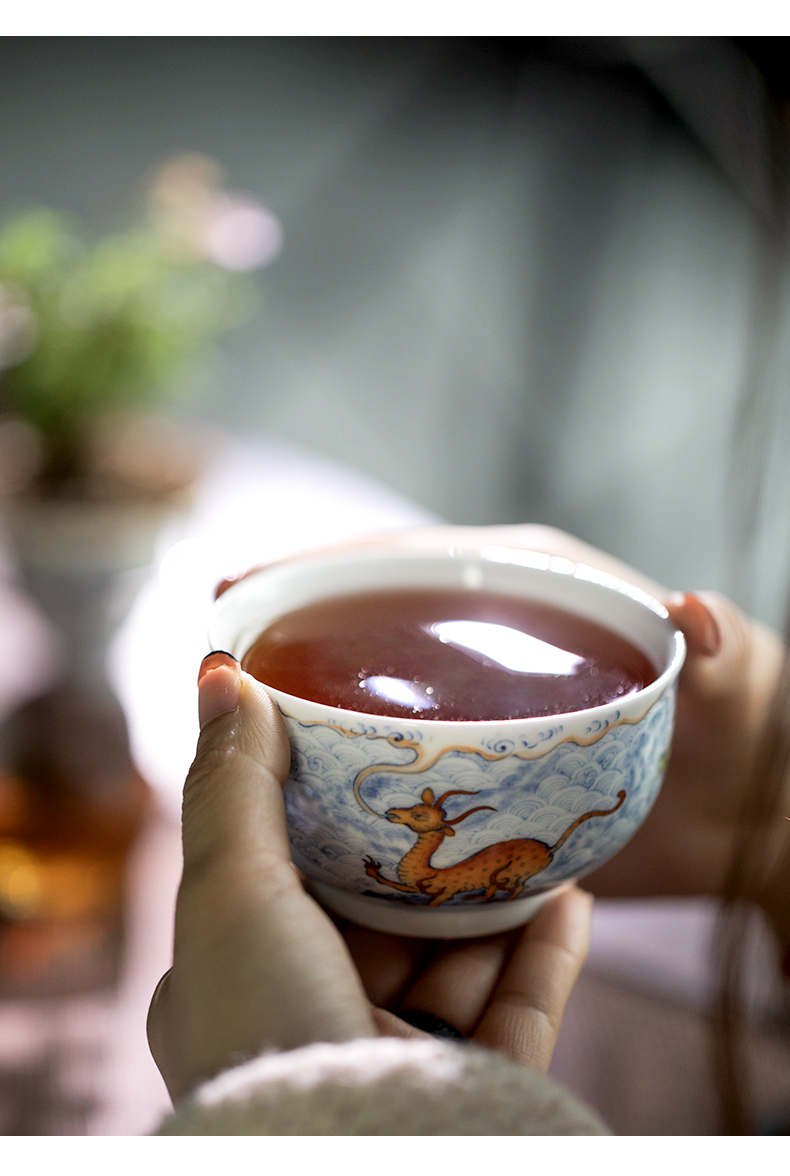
687;594;721;656
198;651;241;729
666;593;721;657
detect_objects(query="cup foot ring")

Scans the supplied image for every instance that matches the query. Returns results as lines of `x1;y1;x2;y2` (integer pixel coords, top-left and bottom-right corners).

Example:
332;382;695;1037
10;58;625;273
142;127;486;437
307;880;558;939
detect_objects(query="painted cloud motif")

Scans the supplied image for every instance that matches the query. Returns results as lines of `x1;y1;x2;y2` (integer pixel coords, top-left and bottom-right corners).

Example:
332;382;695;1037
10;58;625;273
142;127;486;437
282;689;674;904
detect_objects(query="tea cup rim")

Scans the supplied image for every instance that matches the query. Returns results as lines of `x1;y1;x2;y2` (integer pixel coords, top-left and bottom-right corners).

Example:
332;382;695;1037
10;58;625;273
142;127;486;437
209;543;686;732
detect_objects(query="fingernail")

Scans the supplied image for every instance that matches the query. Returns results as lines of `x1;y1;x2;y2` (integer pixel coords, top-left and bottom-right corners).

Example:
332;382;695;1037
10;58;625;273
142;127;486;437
214;564;266;600
198;651;241;729
701;618;720;657
685;594;721;656
667;593;721;657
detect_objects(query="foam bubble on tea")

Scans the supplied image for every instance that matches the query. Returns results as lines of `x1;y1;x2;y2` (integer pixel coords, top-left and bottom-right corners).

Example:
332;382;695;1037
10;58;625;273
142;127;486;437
240;586;657;721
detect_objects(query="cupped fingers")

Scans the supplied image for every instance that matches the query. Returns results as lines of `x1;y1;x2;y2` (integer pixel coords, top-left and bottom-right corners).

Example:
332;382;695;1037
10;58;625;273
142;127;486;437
341;924;437;1009
471;885;593;1073
393;932;514;1038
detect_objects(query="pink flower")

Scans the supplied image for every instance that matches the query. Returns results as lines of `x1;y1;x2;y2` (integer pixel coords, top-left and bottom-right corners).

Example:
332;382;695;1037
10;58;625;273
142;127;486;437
198;195;284;272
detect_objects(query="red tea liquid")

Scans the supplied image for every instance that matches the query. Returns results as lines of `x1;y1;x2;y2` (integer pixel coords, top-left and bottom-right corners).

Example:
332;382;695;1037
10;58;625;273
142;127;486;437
241;587;657;721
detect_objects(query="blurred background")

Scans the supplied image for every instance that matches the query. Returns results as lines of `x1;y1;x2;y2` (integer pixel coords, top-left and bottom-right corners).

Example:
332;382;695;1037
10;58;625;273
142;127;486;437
2;36;786;614
0;35;789;1136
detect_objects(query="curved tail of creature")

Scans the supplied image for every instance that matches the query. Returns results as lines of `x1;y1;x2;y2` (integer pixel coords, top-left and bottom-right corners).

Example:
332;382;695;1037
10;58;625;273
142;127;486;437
549;789;626;855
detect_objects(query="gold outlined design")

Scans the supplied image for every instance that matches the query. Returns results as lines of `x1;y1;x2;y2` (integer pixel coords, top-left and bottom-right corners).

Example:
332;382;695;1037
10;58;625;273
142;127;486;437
278;694;663;819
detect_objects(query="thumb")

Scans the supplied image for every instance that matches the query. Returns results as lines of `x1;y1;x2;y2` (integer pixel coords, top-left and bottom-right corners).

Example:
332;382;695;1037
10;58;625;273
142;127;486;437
183;651;293;875
150;652;375;1100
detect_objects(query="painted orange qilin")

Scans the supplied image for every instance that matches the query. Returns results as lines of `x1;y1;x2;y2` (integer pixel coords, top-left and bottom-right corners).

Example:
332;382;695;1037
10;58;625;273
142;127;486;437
364;787;626;905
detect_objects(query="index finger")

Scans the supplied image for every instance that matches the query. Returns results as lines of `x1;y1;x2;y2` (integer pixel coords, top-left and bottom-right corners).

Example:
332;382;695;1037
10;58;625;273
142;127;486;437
217;524;669;603
352;525;669;599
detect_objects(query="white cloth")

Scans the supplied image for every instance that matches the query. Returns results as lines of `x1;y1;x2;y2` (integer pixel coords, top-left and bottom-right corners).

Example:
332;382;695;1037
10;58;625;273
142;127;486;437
156;1038;609;1136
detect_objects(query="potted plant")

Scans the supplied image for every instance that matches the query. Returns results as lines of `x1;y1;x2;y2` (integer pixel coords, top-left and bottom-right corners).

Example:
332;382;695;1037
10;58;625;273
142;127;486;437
0;155;282;994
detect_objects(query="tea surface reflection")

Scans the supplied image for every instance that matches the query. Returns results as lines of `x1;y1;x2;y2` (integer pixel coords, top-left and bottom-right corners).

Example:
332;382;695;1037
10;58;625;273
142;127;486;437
241;587;657;721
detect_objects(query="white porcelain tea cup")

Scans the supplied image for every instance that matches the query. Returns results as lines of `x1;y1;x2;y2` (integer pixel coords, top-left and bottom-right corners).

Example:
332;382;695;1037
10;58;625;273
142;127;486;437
209;544;685;938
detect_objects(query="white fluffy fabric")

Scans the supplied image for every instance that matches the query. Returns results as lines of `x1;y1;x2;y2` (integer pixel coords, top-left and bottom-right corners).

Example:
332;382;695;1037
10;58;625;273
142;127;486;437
156;1037;609;1135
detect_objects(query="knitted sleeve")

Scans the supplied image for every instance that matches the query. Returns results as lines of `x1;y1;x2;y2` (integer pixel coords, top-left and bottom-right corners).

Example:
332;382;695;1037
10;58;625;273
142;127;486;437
155;1037;609;1135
